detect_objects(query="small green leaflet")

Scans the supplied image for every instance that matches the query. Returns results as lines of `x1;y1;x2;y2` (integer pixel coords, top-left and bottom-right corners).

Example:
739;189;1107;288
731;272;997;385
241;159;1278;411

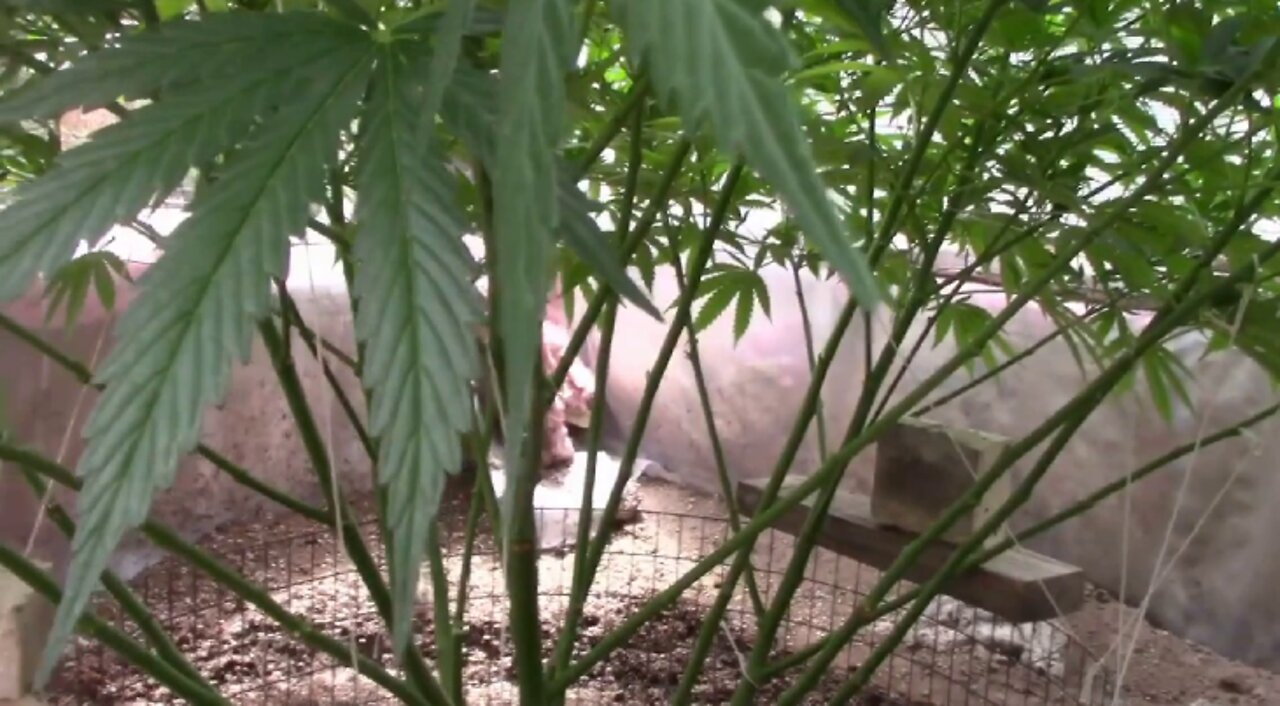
491;0;576;504
352;44;483;656
692;266;773;341
42;250;132;330
34;29;375;686
609;0;881;310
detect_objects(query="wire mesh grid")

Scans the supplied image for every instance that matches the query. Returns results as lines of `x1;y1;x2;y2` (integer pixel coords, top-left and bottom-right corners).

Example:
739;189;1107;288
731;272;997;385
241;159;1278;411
47;507;1114;705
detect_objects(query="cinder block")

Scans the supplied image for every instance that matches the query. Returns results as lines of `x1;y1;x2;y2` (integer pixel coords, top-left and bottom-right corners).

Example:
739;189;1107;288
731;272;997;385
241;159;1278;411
871;416;1012;546
0;564;54;700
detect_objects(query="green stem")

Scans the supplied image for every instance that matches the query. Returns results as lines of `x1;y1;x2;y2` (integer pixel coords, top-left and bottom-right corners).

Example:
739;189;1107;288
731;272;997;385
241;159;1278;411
549;97;647;684
13;464;215;696
571;76;649;180
765;397;1280;680
666;237;769;706
504;371;549;706
869;0;1009;260
554;81;1268;686
278;285;360;370
584;162;743;592
544;298;617;702
257;320;449;705
427;523;461;705
0;443;425;705
0;311;332;524
913;305;1105;417
452;471;485;628
276;289;377;459
787;152;1280;703
548;138;693;392
791;260;830;459
0;544;228;706
672;246;767;619
732;93;999;704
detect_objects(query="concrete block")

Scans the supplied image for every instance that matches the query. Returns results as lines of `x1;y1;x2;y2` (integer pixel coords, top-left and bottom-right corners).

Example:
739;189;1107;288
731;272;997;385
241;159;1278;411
0;564;54;700
871;416;1012;546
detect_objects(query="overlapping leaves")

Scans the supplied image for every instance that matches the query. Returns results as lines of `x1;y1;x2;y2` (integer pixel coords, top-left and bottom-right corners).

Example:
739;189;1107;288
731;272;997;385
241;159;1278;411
0;14;364;299
440;60;658;319
609;0;881;308
0;14;378;684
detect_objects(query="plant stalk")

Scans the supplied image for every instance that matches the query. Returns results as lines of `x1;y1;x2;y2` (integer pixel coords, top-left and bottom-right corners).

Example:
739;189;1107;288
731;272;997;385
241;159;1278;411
13;465;215;696
257;320;448;704
764;398;1279;679
0;443;427;705
0;544;228;706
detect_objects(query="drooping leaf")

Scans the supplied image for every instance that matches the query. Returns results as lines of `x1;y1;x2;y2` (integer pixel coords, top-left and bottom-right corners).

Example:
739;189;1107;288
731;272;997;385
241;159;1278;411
441;61;658;318
353;44;483;655
420;0;475;115
36;39;375;686
0;12;352;122
610;0;881;309
490;0;575;499
0;21;364;300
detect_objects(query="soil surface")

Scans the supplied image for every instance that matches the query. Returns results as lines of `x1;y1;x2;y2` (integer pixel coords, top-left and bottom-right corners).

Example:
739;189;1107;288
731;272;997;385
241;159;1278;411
45;475;1280;706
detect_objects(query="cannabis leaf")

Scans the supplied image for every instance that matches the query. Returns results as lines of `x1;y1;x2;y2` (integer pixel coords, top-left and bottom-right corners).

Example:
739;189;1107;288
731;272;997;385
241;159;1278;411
34;30;375;685
0;12;349;122
692;265;773;341
610;0;881;308
0;19;362;300
490;0;575;496
420;0;475;114
353;44;482;655
442;61;659;319
42;250;132;330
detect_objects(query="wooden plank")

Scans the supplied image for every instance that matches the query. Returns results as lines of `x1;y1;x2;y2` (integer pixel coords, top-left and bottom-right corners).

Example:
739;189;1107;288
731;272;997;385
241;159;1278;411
737;477;1084;623
871;416;1011;546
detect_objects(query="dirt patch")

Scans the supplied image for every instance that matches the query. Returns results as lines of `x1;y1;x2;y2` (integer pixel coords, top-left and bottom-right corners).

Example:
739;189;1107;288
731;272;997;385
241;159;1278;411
44;475;1280;705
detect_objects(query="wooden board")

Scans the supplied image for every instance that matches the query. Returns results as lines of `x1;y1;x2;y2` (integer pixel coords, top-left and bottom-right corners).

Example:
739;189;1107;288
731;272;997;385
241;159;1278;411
872;416;1012;546
737;477;1085;623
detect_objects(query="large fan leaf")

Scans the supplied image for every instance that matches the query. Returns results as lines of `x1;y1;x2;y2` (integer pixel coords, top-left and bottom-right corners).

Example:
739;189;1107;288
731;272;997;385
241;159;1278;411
0;11;355;122
353;44;483;655
36;42;376;685
610;0;881;307
491;0;575;499
0;32;361;300
441;61;659;319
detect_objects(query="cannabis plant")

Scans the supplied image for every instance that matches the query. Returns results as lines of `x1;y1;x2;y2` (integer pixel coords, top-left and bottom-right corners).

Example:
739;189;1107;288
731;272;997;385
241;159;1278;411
0;0;1279;704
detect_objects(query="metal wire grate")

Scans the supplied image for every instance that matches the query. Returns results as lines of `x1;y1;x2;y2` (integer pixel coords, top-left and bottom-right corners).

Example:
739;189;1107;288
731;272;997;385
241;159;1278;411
47;507;1114;705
